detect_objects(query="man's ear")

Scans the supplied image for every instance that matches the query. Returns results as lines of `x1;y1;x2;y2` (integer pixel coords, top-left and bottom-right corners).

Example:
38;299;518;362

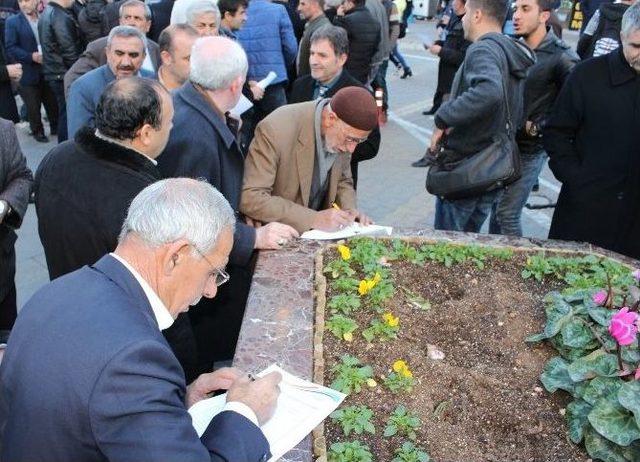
160;49;172;66
338;53;348;67
540;10;550;24
161;239;192;276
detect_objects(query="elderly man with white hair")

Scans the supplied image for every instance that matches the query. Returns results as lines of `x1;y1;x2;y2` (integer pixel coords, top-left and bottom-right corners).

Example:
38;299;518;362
157;36;297;371
0;177;282;461
173;0;221;36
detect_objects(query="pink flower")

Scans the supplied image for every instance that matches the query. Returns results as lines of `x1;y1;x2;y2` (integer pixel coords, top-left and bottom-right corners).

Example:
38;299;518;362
592;290;608;306
633;269;640;282
609;308;638;346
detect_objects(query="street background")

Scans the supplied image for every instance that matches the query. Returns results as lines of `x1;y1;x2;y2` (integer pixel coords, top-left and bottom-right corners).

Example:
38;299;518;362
13;19;578;307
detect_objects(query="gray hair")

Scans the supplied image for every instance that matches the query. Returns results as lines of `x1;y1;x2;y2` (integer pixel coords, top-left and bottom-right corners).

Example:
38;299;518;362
311;25;349;57
186;0;221;26
622;1;640;36
106;25;147;51
119;0;152;20
190;36;248;90
119;178;236;254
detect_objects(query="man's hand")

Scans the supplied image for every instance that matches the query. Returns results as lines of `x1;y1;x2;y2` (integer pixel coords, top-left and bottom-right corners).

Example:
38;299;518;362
248;81;264;101
345;209;373;226
227;371;282;426
311;208;354;231
186;367;244;408
430;127;445;151
255;222;299;249
6;64;22;80
32;52;42;64
336;3;346;16
245;216;263;228
428;44;442;56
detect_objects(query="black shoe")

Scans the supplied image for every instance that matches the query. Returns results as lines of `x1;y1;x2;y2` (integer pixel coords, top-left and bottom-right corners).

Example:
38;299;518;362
411;154;435;167
422;106;438;116
400;68;413;79
34;132;49;143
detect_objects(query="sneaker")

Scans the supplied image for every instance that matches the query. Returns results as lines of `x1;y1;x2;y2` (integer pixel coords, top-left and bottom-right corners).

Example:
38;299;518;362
411;154;437;167
422;107;439;116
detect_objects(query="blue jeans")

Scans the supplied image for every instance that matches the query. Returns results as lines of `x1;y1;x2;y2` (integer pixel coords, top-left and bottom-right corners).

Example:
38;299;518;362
489;150;547;236
389;44;410;71
434;189;503;232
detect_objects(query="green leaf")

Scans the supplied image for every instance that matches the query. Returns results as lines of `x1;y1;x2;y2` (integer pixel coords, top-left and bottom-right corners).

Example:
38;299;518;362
384;425;398;437
561;318;595;348
566;399;592;443
540;357;575;393
584;427;629;462
618;381;640;428
525;332;546;343
543;297;574;338
581;377;623;406
567;350;620;382
589;306;615;326
588;395;640;447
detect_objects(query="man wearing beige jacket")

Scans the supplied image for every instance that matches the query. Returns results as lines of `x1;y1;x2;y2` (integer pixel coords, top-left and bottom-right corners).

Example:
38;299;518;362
240;86;378;233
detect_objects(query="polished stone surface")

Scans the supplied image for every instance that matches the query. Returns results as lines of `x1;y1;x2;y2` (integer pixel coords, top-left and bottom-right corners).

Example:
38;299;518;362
233;230;639;461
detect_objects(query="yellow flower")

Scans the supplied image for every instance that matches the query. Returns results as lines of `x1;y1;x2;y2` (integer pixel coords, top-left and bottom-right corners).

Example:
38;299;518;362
343;332;354;342
392;360;413;378
382;312;399;327
337;244;351;261
358;279;376;296
366;378;378;387
373;272;382;284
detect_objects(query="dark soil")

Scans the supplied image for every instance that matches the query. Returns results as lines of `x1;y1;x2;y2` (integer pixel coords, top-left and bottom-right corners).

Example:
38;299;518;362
321;250;590;462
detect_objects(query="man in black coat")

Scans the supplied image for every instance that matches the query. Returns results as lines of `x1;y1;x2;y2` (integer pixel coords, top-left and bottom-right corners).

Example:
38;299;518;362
157;36;298;371
34;77;200;382
544;2;640;259
148;0;174;42
289;24;380;187
0;39;19;122
0;118;32;345
333;0;380;83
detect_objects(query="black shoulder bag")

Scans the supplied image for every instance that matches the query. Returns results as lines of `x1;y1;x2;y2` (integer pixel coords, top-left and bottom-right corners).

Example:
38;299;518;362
425;53;521;201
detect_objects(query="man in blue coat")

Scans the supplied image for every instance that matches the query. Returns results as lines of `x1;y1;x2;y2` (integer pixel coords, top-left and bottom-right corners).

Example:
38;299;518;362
67;24;153;138
158;36;297;372
0;177;282;462
4;0;57;141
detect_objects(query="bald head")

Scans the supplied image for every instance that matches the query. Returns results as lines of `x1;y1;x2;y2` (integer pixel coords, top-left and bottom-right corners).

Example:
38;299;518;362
159;24;199;86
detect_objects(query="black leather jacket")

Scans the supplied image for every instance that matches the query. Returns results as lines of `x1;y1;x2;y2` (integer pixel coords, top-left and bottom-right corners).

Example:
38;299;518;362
38;2;84;82
517;29;579;156
333;6;381;84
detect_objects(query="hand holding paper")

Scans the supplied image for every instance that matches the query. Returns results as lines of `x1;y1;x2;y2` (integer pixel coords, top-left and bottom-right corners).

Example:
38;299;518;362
257;71;277;90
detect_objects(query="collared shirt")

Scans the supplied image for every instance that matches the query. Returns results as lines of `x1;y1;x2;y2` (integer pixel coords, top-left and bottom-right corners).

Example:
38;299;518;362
94;129;158;165
141;44;155;74
309;98;338;209
312;70;343;99
108;253;260;427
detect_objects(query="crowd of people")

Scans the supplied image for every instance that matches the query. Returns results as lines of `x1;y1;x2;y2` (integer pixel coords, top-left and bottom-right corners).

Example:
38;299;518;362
0;0;638;457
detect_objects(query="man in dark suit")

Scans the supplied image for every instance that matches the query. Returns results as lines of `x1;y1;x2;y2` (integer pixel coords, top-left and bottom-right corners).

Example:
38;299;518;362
64;0;161;95
158;36;297;372
0;177;281;461
148;0;174;42
4;0;58;141
0;119;32;347
289;25;380;187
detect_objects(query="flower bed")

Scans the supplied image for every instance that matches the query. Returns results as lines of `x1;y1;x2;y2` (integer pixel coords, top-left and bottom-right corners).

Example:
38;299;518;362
314;237;640;462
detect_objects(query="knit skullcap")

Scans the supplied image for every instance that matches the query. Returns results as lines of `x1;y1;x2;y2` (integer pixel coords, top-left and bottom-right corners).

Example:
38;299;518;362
329;86;378;131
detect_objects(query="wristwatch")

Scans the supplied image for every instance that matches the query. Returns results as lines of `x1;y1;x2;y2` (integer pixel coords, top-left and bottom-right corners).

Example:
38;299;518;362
528;122;540;137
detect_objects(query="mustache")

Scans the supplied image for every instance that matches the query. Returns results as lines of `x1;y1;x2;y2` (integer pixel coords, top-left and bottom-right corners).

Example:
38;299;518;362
117;66;135;71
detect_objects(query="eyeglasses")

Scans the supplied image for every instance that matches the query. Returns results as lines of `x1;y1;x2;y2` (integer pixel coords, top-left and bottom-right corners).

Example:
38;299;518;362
339;121;368;145
191;245;230;287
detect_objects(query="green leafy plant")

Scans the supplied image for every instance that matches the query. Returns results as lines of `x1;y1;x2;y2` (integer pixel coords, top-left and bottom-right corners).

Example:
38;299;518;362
367;278;395;305
330;405;376;436
324;259;356;279
332;277;361;293
327;293;362;315
349;237;390;274
384;405;421;440
327;441;374;462
384;360;415;393
330;354;374;394
400;286;432;311
417;242;512;269
362;313;399;342
326;314;359;341
391;442;431;462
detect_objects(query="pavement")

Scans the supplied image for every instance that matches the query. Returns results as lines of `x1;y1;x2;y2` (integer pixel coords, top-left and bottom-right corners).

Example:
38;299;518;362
12;20;579;308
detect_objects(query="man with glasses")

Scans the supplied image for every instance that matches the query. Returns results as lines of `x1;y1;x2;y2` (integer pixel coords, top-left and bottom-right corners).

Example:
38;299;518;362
1;177;282;462
34;77;201;383
240;85;376;233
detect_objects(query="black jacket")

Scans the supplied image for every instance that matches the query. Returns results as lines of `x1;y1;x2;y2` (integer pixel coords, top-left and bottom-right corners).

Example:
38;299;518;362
0;119;32;300
148;0;173;43
33;127;199;381
38;2;84;81
435;13;470;95
333;6;380;84
289;70;381;187
577;2;628;59
0;40;18;122
517;29;578;156
544;47;640;259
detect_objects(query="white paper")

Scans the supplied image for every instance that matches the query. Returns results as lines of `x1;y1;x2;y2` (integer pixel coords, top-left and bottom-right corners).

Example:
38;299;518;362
257;71;277;90
300;224;393;240
188;364;346;462
230;94;253;118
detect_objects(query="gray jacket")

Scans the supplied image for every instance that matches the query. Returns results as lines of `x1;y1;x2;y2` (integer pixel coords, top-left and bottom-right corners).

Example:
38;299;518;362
435;32;535;156
0;119;33;299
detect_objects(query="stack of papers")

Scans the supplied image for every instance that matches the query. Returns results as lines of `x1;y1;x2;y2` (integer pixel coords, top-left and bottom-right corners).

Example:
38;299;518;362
188;364;346;461
301;224;393;240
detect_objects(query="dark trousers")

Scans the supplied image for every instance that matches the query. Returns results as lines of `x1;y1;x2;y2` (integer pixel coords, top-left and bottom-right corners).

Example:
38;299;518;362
19;80;58;136
47;79;68;143
241;82;288;148
0;283;17;331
